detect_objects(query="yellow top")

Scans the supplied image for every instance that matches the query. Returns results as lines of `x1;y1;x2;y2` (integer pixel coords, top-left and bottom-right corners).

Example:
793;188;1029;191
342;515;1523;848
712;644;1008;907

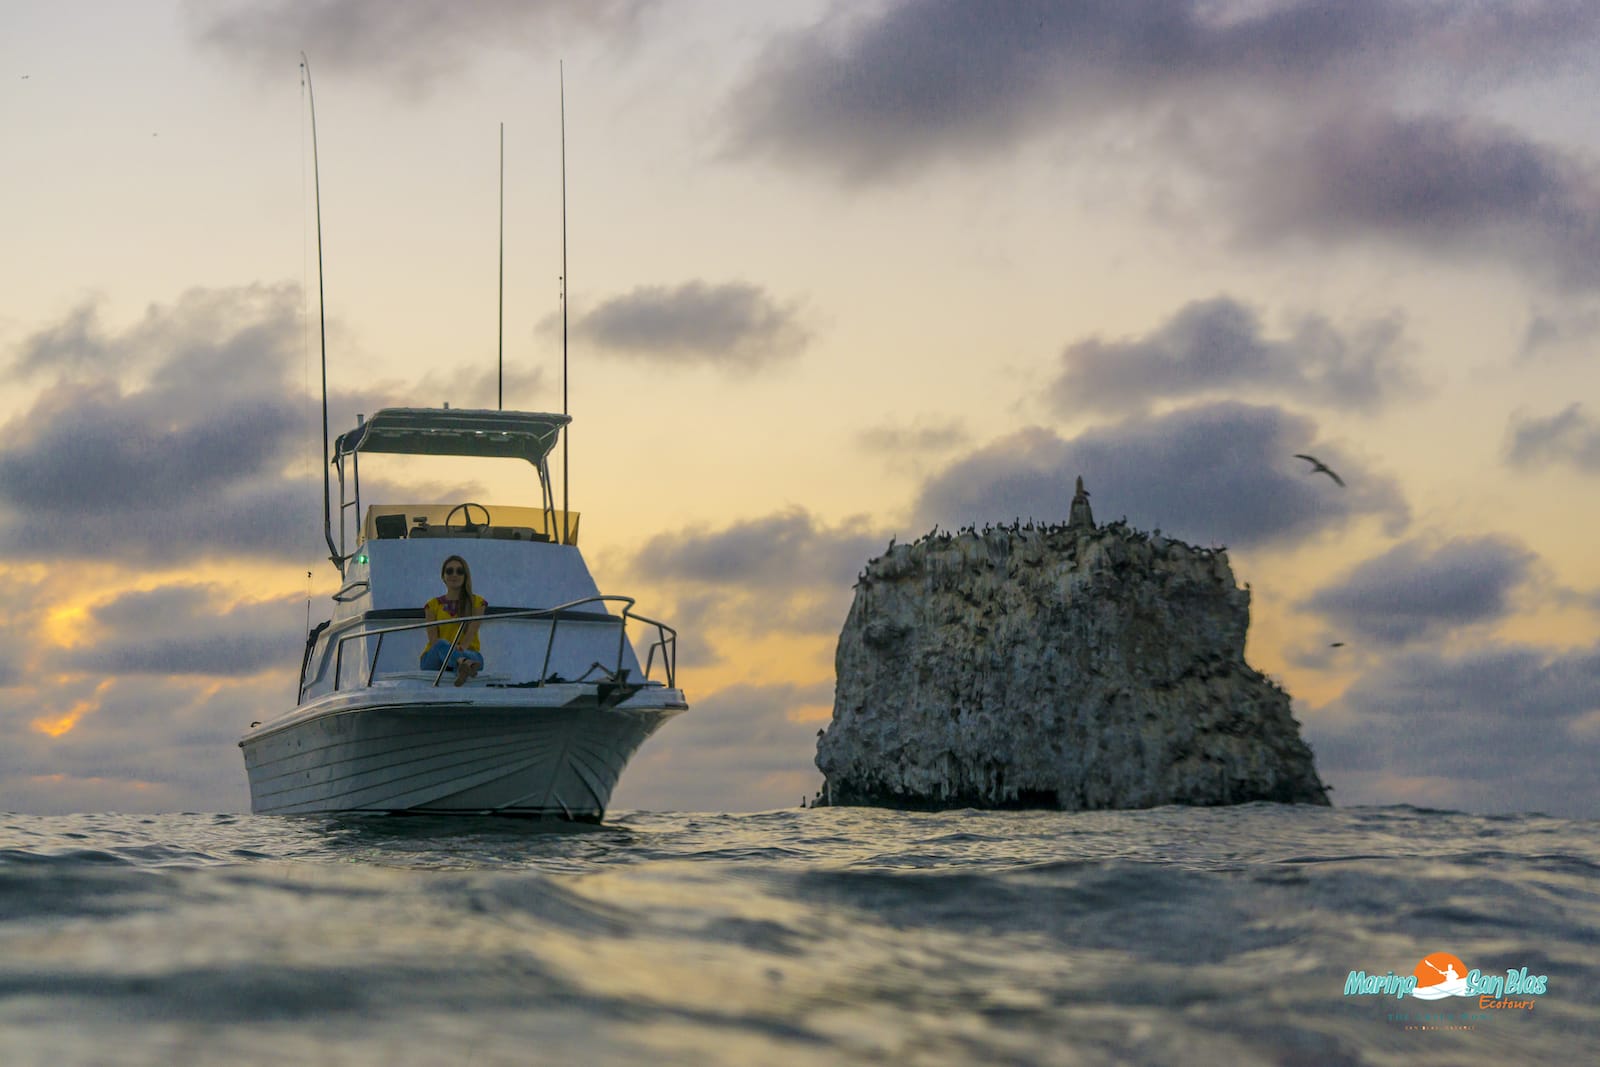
424;594;487;652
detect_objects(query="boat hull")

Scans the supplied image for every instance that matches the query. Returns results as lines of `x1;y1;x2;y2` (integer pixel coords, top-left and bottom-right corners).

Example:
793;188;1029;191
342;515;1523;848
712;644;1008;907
240;686;686;818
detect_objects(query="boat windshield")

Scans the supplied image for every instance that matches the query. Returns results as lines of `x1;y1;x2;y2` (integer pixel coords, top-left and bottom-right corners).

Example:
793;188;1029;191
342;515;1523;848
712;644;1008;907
360;503;581;545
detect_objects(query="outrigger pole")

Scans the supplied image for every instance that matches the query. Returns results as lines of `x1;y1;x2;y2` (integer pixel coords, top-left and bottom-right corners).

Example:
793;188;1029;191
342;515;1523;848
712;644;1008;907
559;62;570;545
301;53;338;570
498;121;505;411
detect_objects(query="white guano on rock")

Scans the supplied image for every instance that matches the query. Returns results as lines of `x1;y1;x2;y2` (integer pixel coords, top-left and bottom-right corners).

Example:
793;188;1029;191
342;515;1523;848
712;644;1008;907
815;496;1330;810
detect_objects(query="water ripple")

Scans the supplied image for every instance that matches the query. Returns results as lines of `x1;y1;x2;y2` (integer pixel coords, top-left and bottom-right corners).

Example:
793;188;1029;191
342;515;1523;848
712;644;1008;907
0;806;1595;1065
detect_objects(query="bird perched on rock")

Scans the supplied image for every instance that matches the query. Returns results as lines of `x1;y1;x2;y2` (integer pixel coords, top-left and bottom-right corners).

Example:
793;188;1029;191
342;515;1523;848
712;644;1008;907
1294;454;1345;487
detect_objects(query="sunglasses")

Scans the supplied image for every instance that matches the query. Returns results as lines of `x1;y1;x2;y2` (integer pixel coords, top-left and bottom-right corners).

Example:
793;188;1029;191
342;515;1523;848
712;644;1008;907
443;566;466;576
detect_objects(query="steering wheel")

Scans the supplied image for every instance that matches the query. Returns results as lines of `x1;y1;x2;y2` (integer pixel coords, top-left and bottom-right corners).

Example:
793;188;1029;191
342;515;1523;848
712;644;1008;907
445;502;492;532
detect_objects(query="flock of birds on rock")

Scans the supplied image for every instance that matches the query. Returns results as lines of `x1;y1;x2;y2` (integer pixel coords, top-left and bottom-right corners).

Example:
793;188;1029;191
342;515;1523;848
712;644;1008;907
859;452;1351;648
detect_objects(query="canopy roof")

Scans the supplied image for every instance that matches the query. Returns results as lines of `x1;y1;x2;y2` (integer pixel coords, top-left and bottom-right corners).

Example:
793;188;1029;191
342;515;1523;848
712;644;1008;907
334;408;570;466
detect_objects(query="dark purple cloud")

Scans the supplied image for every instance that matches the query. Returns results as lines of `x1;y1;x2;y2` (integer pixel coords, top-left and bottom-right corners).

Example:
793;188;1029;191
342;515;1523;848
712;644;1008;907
0;380;299;512
1232;110;1600;289
725;0;1600;181
1305;641;1600;817
566;281;810;371
629;509;885;639
726;0;1399;180
914;402;1409;550
0;287;325;564
0;287;516;566
1050;296;1414;415
66;585;304;677
726;2;1600;290
1506;404;1600;473
1299;536;1536;645
634;508;881;591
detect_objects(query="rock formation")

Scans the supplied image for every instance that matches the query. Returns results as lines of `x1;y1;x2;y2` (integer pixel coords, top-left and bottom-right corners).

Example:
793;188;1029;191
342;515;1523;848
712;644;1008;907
815;483;1329;810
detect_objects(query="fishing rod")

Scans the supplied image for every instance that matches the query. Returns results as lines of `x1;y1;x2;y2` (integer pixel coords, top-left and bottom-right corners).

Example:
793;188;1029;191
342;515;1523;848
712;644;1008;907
560;62;570;545
301;53;338;570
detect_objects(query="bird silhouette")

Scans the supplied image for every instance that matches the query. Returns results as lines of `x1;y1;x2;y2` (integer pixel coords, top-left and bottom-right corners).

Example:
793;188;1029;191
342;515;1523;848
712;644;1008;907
1294;453;1345;487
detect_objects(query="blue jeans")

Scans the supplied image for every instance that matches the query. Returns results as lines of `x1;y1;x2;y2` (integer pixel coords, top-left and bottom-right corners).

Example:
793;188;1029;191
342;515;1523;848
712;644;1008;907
420;640;484;672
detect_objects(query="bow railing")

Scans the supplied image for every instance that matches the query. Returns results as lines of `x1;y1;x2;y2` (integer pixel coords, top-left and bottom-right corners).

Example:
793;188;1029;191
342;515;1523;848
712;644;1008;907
309;595;676;697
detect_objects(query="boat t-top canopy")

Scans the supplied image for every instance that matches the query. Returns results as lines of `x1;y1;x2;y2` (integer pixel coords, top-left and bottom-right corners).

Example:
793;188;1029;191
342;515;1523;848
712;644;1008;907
334;408;570;466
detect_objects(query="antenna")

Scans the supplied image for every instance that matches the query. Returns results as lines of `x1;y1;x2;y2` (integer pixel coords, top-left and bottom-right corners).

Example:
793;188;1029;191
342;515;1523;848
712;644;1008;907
301;53;338;570
498;121;504;410
560;62;570;545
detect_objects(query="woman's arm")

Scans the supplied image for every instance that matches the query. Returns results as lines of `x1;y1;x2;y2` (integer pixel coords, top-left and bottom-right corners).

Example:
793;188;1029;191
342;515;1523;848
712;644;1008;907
460;596;485;646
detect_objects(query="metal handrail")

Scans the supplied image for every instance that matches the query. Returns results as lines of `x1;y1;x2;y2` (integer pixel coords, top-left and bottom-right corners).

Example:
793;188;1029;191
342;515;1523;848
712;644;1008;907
318;594;676;693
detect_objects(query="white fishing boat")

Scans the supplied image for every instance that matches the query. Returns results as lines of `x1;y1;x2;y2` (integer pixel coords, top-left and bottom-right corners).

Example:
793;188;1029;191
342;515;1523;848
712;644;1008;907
239;407;687;818
241;60;684;818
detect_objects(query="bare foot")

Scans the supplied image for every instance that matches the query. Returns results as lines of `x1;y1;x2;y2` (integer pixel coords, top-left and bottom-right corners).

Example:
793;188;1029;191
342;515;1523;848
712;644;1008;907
454;663;469;687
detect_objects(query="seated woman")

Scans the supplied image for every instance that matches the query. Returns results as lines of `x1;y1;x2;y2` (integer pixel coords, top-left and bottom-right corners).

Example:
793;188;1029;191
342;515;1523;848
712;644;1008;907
420;554;487;686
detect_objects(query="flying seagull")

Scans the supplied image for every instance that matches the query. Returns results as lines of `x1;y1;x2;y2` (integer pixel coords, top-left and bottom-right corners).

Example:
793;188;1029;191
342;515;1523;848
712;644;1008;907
1294;453;1345;487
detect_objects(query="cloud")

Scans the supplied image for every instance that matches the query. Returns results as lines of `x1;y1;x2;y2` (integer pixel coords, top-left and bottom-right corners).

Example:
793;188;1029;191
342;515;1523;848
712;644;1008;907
0;672;265;813
0;287;523;567
725;3;1600;291
64;585;305;677
9;302;111;378
1520;304;1600;359
724;0;1600;182
611;681;830;812
914;402;1409;550
1229;109;1600;289
1305;641;1600;817
1506;404;1600;474
1050;297;1414;415
188;0;655;93
635;508;881;591
565;282;810;372
0;286;328;565
724;0;1377;180
1299;536;1536;645
631;508;884;639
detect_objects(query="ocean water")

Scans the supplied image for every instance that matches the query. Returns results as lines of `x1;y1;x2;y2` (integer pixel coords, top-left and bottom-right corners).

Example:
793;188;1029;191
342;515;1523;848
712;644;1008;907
1;805;1594;1066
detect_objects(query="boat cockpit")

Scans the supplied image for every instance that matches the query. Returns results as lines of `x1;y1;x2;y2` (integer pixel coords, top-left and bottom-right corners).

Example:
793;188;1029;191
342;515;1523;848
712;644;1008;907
297;406;675;704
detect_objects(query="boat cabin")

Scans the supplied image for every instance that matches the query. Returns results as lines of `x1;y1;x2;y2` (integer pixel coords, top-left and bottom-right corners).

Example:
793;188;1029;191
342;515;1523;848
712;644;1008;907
298;407;671;702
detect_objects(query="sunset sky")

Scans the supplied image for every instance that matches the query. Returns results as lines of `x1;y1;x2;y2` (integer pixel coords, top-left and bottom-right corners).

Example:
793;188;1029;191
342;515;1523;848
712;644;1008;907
4;0;1598;818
